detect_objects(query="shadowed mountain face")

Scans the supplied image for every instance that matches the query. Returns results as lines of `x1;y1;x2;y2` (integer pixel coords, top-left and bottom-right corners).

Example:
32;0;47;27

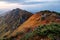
5;10;60;40
0;8;33;38
4;8;33;30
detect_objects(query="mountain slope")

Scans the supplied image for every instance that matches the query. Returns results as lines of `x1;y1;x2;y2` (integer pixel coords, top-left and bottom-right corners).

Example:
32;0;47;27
6;10;60;39
21;23;60;40
0;8;33;38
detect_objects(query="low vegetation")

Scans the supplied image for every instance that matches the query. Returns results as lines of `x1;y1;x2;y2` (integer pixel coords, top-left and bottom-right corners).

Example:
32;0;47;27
21;23;60;40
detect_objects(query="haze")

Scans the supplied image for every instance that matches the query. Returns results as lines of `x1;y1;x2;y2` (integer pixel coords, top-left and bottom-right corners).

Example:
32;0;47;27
0;0;60;14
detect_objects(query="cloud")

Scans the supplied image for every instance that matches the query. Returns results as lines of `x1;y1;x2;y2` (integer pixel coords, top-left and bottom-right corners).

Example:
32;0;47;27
0;0;60;13
0;1;60;9
25;0;59;2
0;0;25;2
0;1;49;13
1;0;59;2
0;1;48;10
0;1;23;9
23;0;60;5
0;0;60;5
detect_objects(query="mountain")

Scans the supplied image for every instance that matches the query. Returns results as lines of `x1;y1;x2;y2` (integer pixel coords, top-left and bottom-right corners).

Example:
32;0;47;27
5;10;60;40
0;8;33;38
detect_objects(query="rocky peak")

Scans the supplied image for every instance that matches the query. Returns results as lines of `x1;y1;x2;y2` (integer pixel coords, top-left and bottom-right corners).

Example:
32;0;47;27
0;8;33;38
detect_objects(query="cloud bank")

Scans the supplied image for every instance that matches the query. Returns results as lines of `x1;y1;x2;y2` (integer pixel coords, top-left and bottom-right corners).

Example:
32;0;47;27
0;0;60;14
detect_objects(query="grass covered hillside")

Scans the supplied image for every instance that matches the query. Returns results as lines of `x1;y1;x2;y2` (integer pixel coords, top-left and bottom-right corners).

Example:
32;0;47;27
6;23;60;40
20;23;60;40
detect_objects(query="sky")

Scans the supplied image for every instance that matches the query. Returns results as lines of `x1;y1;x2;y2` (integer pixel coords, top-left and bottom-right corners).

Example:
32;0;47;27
0;0;60;14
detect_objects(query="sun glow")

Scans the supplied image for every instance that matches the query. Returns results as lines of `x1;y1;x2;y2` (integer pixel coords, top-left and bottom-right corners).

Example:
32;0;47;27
0;1;21;9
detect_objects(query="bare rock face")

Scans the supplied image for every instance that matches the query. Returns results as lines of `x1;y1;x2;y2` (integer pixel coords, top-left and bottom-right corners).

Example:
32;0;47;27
0;8;33;38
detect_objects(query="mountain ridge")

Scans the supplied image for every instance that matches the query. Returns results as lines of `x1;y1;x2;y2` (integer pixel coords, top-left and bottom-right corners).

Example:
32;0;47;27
0;8;33;38
4;10;60;40
0;9;60;40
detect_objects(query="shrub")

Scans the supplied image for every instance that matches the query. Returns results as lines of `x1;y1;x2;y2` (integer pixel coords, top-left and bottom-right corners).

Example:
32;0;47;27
21;23;60;40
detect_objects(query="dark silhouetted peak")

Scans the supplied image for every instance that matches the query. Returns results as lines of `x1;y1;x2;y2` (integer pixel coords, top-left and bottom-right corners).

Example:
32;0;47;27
15;8;21;10
36;10;51;13
40;10;51;13
37;10;60;15
12;8;21;12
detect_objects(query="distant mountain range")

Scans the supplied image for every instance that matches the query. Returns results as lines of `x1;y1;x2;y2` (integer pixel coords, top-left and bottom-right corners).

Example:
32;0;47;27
0;8;60;40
